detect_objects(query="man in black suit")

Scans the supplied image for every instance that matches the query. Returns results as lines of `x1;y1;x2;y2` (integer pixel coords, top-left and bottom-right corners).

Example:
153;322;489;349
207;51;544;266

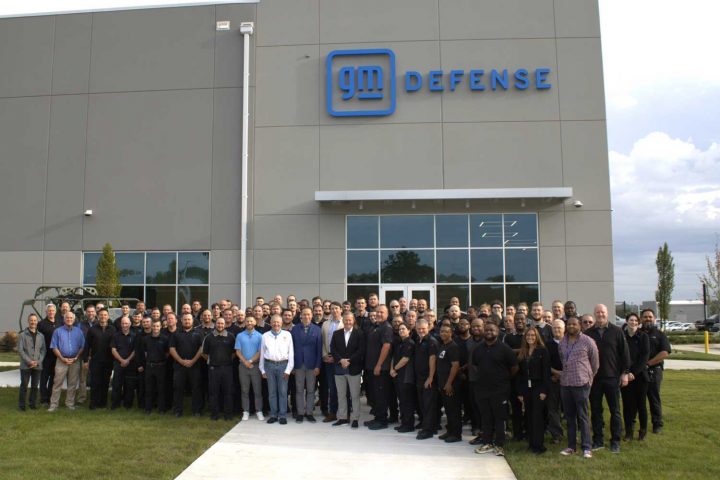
330;312;365;428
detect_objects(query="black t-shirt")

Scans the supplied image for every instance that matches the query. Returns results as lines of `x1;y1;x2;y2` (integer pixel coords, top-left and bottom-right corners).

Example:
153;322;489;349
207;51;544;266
504;332;523;350
139;335;169;364
471;340;518;397
195;325;215;339
85;324;117;363
169;329;203;360
202;332;236;367
644;325;671;368
392;337;415;385
547;338;562;371
414;335;439;383
365;321;393;371
111;330;137;360
437;341;461;388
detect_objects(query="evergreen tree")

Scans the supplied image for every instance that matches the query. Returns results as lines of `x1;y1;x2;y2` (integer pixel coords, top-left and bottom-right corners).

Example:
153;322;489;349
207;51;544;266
96;243;121;298
700;236;720;315
655;242;675;323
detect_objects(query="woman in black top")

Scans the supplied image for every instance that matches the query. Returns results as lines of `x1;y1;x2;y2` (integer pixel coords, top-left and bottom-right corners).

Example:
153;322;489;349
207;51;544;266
516;326;551;454
621;313;650;440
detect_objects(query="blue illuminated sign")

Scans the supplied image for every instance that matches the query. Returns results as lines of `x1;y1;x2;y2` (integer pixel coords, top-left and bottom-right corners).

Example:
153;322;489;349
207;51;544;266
326;48;553;117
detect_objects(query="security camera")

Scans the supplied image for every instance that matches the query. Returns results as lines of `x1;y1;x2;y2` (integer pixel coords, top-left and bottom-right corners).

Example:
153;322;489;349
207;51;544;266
572;201;583;208
84;209;93;217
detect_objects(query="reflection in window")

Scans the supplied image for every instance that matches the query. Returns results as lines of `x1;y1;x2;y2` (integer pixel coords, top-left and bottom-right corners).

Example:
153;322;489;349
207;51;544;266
470;214;502;248
146;253;177;284
178;252;209;285
347;285;379;304
347;216;378;249
436;250;469;283
380;215;433;249
436;215;468;248
347;251;379;283
471;249;503;283
145;286;177;310
504;214;537;247
116;253;144;284
437;285;469;311
505;249;538;283
506;284;539;306
83;252;101;284
471;284;505;306
381;250;434;283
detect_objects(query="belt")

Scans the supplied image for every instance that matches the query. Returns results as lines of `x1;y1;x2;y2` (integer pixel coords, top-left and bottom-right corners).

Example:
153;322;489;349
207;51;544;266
148;362;165;367
264;359;288;364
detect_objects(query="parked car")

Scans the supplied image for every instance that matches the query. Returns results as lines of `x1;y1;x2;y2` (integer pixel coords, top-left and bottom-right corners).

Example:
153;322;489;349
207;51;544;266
695;313;719;332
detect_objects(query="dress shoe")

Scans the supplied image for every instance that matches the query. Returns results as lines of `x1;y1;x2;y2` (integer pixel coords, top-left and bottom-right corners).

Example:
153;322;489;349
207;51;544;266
364;419;377;427
305;414;316;423
368;422;388;431
279;418;287;425
624;432;633;441
444;436;462;443
323;414;337;423
396;426;415;433
175;412;183;418
387;416;399;424
351;420;358;428
438;433;450;440
267;417;278;424
333;419;349;426
414;422;423;429
652;426;663;434
296;416;304;423
416;430;433;440
639;430;647;441
469;436;484;445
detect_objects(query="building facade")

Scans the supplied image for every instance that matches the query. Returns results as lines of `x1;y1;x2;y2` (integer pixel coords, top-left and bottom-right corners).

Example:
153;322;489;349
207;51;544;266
0;0;612;331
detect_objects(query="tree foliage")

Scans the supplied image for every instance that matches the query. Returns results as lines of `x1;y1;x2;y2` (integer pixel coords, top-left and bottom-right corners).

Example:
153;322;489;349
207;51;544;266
655;242;675;321
96;243;121;298
700;236;720;315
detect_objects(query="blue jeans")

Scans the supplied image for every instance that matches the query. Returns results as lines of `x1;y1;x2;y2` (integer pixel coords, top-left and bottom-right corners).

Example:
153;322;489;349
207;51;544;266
561;384;592;451
265;361;288;418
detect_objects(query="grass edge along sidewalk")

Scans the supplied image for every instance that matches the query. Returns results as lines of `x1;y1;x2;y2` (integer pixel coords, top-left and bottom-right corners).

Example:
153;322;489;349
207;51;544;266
504;370;720;480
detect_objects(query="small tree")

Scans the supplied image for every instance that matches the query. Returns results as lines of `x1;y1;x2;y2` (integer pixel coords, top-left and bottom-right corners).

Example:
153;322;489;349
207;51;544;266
655;242;675;323
96;243;121;299
700;236;720;315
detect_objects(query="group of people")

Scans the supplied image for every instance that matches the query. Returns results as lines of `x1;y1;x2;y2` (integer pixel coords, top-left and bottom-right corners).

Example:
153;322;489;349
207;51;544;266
17;294;671;459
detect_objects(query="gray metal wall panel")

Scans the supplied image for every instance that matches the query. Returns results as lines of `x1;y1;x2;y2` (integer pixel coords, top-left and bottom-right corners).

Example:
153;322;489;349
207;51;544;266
539;246;567;282
0;284;42;332
89;7;215;93
253;215;319;250
556;38;606;120
439;0;555;40
561;121;611;209
257;0;319;47
0;97;50;251
0;16;54;98
0;252;43;284
45;95;87;251
253;249;319;284
554;0;601;38
42;251;81;284
319;248;344;284
83;89;213;250
52;14;92;95
214;3;257;88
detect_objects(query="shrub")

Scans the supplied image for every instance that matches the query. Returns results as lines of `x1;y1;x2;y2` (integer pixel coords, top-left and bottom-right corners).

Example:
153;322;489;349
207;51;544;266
0;331;19;352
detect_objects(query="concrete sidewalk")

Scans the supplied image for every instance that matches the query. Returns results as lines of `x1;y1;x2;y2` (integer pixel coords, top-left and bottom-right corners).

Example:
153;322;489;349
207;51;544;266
664;360;720;370
175;405;516;480
672;343;720;354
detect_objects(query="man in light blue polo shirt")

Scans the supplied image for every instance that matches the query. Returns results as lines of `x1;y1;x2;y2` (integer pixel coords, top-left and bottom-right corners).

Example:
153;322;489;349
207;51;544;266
235;316;264;421
48;311;85;412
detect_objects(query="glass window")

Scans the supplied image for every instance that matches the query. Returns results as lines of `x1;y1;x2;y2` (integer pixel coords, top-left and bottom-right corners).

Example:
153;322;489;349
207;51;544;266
506;284;539;307
178;286;209;310
471;285;504;306
437;285;469;311
470;214;503;247
380;215;433;249
347;251;379;283
381;250;434;283
145;286;177;311
146;253;177;284
470;249;503;283
436;215;468;248
178;252;209;285
436;250;469;283
120;286;144;302
505;249;538;283
83;252;101;284
347;216;378;249
116;253;144;284
504;214;537;247
347;285;378;304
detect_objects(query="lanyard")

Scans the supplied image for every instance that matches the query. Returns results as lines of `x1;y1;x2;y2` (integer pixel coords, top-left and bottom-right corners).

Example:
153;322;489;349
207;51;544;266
564;339;578;364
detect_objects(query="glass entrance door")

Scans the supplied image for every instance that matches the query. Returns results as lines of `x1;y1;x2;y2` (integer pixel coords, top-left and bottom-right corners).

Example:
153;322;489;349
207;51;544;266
380;285;435;310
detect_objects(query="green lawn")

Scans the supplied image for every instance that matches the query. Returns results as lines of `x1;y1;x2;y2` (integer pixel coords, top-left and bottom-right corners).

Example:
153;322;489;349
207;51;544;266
670;350;720;361
0;366;18;372
0;351;19;362
505;370;720;480
1;392;233;480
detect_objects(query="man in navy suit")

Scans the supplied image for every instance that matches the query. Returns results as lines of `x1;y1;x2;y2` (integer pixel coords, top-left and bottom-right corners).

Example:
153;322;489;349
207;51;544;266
291;307;323;423
331;311;365;428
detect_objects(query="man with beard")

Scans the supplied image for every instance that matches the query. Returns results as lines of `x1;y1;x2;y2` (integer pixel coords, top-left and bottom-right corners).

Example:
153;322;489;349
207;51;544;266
169;313;204;417
38;304;59;406
321;302;344;423
472;322;518;457
447;305;463;331
203;316;236;420
563;301;578;322
84;308;116;409
547;319;566;444
466;318;485;443
641;309;671;434
291;307;322;423
414;318;439;440
437;325;462;443
364;305;393;430
110;317;138;409
454;318;472;426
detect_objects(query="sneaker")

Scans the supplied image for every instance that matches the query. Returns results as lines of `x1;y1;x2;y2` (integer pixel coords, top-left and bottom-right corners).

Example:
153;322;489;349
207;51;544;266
279;418;287;425
475;444;494;454
583;450;593;459
242;412;250;421
256;412;265;421
305;414;316;423
610;442;620;454
266;417;278;424
47;406;57;412
560;448;575;456
591;442;604;451
494;446;505;457
67;405;76;411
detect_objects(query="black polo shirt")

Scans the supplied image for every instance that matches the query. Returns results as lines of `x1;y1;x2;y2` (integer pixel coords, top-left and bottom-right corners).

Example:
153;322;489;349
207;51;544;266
111;330;137;360
202;331;236;367
465;337;484;383
139;334;169;364
471;340;518;397
195;325;215;339
437;340;461;388
504;332;523;350
84;324;116;363
414;335;439;384
226;322;245;337
644;325;671;368
169;328;203;360
365;320;393;371
392;337;415;385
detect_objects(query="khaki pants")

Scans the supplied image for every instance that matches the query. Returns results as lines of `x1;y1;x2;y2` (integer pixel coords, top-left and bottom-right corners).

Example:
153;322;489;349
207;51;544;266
77;361;89;403
50;361;81;408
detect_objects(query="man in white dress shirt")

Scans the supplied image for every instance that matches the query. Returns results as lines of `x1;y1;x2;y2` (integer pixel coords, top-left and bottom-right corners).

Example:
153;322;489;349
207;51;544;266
260;315;294;424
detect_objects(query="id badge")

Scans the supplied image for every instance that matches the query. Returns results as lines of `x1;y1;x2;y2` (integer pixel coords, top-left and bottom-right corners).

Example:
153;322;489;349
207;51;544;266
528;379;532;389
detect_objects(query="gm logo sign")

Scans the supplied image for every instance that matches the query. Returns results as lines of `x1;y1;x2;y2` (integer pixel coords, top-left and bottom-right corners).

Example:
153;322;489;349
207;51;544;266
326;49;396;117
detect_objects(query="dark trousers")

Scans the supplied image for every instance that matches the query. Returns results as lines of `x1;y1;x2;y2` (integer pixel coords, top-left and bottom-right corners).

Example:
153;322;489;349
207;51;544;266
509;383;525;439
647;367;664;428
232;357;242;414
458;379;472;424
364;372;374;414
387;376;398;420
561;384;591;451
523;388;547;451
174;364;202;415
111;363;137;409
468;381;482;432
40;354;56;403
145;363;166;412
416;382;438;432
622;378;648;433
209;365;233;419
199;361;209;411
19;369;41;408
89;360;113;408
289;372;297;416
590;376;622;444
324;363;338;415
136;370;145;409
441;388;462;437
395;379;416;428
371;371;391;424
547;380;563;439
477;391;509;447
164;361;174;411
318;364;329;415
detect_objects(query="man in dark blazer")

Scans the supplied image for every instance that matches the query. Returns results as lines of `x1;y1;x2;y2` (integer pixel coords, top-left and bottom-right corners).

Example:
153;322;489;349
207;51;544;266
331;311;365;428
291;307;323;422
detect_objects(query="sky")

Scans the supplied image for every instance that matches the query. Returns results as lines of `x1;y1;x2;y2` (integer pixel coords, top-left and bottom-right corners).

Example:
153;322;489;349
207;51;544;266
1;1;718;303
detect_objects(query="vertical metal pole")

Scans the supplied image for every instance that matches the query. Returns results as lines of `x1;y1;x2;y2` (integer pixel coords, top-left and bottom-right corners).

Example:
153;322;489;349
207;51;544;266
240;23;254;310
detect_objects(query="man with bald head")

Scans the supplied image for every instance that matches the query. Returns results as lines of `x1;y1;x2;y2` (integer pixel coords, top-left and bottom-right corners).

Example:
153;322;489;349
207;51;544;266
546;319;565;443
586;304;631;454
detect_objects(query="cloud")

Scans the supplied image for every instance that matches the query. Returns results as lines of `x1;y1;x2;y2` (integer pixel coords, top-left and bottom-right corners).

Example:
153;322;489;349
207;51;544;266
610;132;720;301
